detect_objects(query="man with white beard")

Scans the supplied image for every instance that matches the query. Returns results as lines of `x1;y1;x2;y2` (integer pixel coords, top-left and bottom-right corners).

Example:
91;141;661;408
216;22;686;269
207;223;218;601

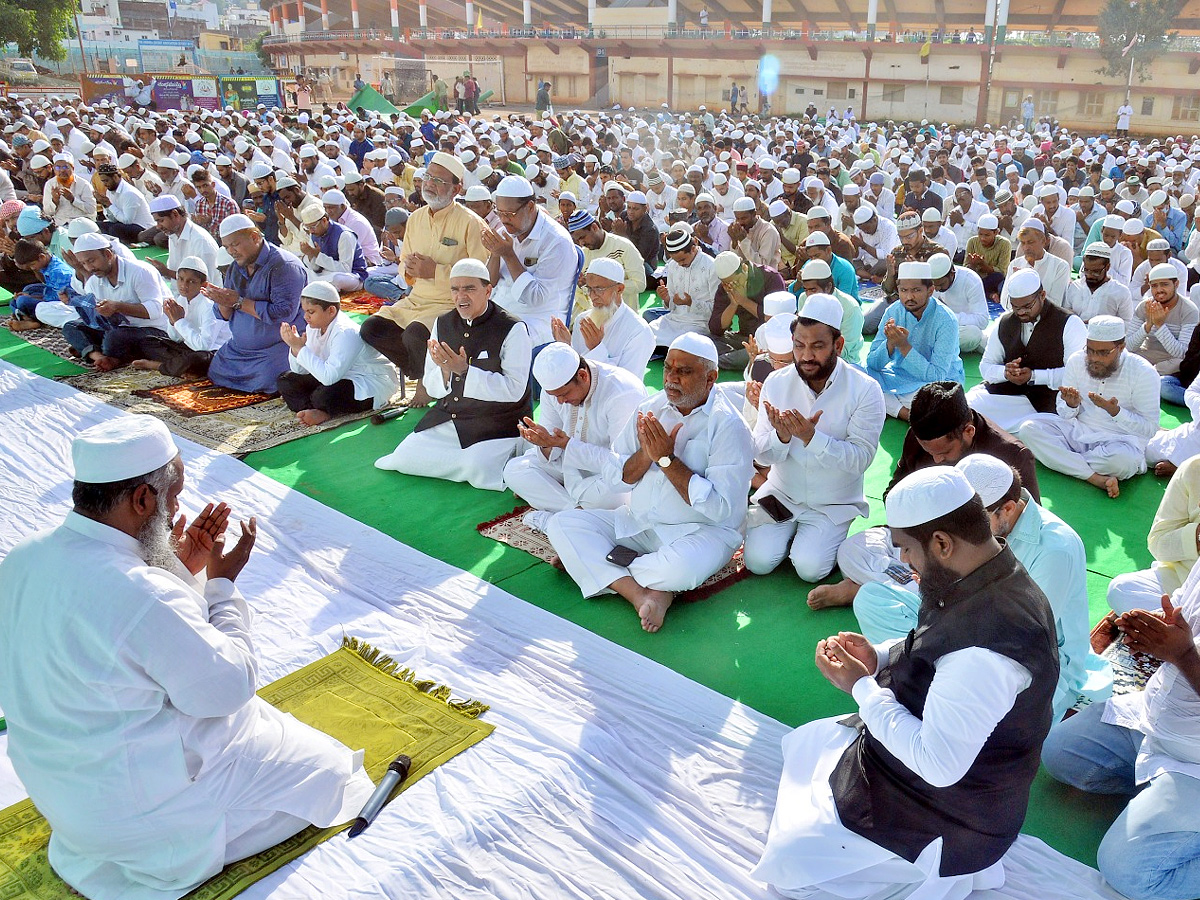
359;152;487;409
551;257;654;378
0;416;373;900
503;341;648;530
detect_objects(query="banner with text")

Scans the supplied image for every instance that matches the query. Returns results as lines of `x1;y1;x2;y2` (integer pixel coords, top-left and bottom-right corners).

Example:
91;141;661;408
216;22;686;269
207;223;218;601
217;76;282;111
79;74;221;111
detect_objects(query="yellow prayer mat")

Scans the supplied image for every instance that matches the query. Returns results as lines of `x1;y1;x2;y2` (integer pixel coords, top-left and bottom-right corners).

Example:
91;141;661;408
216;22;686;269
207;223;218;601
0;639;494;900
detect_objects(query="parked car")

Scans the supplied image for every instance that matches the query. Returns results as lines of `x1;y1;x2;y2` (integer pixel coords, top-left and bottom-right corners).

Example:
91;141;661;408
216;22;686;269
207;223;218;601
1;59;38;85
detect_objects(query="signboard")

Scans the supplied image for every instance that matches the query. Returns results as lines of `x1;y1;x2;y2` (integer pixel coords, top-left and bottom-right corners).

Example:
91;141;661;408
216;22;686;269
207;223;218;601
80;74;220;111
218;76;281;111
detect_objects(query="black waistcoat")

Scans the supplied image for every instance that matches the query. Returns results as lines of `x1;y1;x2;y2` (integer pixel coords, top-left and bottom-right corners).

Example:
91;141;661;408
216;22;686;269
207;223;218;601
830;545;1059;876
416;301;531;447
984;301;1070;414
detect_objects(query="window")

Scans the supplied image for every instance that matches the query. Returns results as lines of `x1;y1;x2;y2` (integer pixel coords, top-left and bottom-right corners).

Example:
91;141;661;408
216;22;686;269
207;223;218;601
1079;91;1105;117
939;85;963;105
1141;96;1155;116
1033;89;1058;115
1172;94;1200;122
827;80;849;100
882;83;905;102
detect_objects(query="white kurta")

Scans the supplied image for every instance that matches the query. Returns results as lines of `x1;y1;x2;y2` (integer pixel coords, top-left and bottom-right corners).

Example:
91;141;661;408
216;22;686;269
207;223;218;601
166;291;232;352
503;360;647;512
745;360;885;581
375;312;532;491
1147;370;1200;467
1062;277;1134;323
933;265;989;352
290;311;400;408
571;302;655;379
651;252;720;346
85;255;171;333
753;645;1032;899
490;211;579;347
166;219;220;283
0;512;373;900
1001;253;1071;309
1019;350;1160;481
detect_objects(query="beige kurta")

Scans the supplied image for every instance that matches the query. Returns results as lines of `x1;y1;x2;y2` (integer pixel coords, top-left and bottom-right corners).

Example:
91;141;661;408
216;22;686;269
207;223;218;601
376;202;487;330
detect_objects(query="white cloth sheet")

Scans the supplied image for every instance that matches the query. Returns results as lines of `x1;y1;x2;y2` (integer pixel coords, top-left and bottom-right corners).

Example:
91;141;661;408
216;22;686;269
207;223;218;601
0;359;1123;900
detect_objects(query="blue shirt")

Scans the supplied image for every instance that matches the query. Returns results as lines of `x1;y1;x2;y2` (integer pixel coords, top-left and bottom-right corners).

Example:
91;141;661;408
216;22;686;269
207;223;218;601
865;297;964;397
788;253;860;304
40;254;78;300
1145;207;1188;255
348;138;374;169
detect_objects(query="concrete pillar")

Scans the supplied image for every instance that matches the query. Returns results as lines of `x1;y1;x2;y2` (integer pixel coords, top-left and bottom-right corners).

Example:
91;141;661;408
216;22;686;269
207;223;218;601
996;0;1009;44
418;0;427;28
984;0;996;45
466;0;474;30
524;0;532;25
297;0;305;31
389;0;399;38
667;0;677;29
350;0;359;29
866;0;877;40
586;0;594;27
320;0;328;31
762;0;772;31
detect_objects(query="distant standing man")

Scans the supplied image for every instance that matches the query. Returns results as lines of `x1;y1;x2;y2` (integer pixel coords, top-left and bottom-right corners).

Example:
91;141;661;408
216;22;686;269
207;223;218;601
1021;95;1035;133
1116;100;1134;138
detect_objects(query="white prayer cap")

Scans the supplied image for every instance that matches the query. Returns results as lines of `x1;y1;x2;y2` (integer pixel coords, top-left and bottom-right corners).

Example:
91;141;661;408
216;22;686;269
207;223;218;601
852;205;875;225
695;192;715;205
885;465;976;530
1149;262;1180;282
218;213;255;238
149;195;181;214
300;204;327;226
177;255;209;279
298;144;318;158
768;199;790;218
800;258;832;281
798;293;844;332
156;156;180;171
1087;315;1126;342
897;260;931;281
956;454;1016;508
321;189;348;208
763;290;797;317
1115;199;1137;215
1121;218;1145;235
533;341;583;391
1102;214;1125;229
67;218;100;239
732;196;756;213
667;332;719;366
1099;178;1115;191
806;206;831;220
1147;238;1171;252
342;171;364;185
1035;183;1057;198
714;251;743;279
761;315;796;354
72;415;178;484
711;173;728;186
927;253;953;279
626;190;648;205
557;191;577;206
781;167;802;185
495;175;534;199
248;162;273;180
976;213;999;230
73;232;112;253
1149;189;1169;207
1083;241;1112;259
843;183;861;197
1006;268;1041;298
1019;218;1046;234
117;152;138;169
449;258;491;282
301;280;340;305
586;256;625;284
276;175;299;190
463;185;492;202
805;232;830;247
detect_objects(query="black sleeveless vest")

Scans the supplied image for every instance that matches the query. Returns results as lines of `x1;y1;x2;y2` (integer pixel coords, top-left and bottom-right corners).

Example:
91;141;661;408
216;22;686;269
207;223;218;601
830;545;1059;876
984;301;1071;414
416;301;532;447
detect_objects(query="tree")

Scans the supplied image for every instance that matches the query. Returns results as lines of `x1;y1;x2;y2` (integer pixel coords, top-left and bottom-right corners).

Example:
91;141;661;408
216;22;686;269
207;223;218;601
251;30;272;70
1096;0;1185;81
0;0;76;61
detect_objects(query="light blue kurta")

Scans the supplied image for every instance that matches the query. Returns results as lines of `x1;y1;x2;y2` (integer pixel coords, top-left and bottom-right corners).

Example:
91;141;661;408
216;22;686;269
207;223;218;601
865;297;964;399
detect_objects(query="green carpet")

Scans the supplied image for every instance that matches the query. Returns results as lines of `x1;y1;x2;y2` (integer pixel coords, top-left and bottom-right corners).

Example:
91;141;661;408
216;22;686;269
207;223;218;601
2;277;1189;869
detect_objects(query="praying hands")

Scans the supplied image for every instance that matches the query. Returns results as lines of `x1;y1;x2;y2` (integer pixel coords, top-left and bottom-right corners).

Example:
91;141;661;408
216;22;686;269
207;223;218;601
428;339;469;378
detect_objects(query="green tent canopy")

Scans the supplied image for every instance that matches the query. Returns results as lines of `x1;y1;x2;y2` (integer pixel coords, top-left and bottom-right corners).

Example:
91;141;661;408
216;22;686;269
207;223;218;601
403;90;440;118
347;84;401;116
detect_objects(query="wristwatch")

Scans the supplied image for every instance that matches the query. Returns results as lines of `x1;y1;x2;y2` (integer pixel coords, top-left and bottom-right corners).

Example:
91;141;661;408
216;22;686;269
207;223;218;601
657;455;673;469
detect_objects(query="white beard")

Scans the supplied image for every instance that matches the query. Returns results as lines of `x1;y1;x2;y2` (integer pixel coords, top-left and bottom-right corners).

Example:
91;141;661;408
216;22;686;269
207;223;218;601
586;302;617;327
137;504;178;570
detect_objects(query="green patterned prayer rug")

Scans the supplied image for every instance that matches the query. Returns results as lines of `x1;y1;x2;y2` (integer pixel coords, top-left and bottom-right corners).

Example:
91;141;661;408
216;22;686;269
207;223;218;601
0;639;494;899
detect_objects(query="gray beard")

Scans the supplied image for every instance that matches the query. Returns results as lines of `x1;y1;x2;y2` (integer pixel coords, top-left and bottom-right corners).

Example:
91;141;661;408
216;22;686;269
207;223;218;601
587;303;617;327
137;504;178;570
422;185;451;211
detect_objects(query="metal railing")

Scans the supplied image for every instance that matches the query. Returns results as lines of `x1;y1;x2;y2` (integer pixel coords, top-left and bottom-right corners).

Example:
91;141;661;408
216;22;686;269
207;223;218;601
260;25;1200;51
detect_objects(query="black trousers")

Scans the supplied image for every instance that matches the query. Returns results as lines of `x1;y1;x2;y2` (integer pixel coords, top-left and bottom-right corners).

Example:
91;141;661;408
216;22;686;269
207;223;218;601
358;316;431;380
101;220;146;243
277;372;372;415
62;323;170;362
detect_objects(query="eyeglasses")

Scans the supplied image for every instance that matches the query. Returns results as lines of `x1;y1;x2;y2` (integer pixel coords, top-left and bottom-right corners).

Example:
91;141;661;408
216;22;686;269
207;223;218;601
583;283;619;296
424;174;453;190
496;200;531;219
1085;345;1120;357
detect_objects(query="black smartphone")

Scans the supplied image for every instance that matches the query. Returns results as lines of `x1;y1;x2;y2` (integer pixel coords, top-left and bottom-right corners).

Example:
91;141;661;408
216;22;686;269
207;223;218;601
605;545;641;567
758;494;793;523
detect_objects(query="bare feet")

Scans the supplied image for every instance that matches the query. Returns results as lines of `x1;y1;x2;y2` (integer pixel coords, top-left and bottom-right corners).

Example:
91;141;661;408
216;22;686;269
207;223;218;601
636;589;674;633
91;354;122;372
1154;461;1178;478
131;359;162;371
1086;472;1120;498
7;317;41;332
296;409;331;426
808;578;861;610
407;383;432;408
